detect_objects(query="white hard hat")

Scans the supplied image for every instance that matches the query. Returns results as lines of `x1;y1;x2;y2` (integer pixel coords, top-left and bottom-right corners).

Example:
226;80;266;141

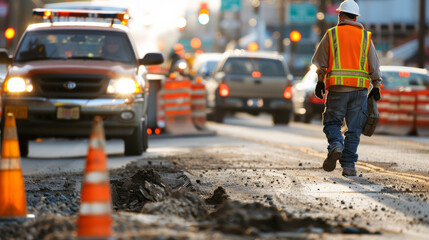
336;0;360;16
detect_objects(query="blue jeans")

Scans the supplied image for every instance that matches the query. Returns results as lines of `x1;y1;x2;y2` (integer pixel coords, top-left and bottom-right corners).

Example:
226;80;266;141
322;89;368;169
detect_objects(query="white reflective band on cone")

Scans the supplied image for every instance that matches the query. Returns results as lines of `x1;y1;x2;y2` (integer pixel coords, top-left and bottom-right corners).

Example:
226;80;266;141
89;137;105;149
4;128;18;140
79;203;111;215
0;158;21;170
84;171;109;183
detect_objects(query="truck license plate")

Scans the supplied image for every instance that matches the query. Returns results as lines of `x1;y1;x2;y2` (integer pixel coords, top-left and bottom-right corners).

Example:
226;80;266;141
247;98;263;108
57;106;80;120
5;105;28;119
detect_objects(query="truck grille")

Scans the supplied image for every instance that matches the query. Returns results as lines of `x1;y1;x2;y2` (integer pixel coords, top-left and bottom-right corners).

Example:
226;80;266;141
33;74;108;98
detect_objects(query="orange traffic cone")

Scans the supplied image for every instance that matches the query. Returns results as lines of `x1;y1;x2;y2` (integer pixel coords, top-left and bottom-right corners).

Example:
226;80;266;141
0;113;27;219
77;116;113;239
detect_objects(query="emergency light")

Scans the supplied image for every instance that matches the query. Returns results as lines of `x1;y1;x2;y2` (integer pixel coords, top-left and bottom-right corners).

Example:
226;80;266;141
32;8;130;25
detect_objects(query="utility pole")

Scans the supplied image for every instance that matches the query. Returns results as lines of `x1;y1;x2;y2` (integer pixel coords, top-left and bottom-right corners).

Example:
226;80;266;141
418;0;426;68
278;0;285;53
318;0;327;41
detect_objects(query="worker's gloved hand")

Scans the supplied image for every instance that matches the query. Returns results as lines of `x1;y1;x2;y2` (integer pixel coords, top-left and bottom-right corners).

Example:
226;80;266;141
314;81;326;99
368;87;381;101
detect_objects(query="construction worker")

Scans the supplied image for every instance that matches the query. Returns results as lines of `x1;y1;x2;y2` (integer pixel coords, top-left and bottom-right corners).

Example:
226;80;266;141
312;0;382;176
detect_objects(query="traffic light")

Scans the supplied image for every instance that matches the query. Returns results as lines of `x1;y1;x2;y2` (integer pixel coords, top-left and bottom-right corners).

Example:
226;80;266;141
4;27;15;40
4;28;15;50
198;2;209;25
289;30;301;52
289;30;302;43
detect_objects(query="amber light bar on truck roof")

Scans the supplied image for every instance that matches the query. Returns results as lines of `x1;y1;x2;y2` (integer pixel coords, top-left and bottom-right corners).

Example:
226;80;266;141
32;8;130;25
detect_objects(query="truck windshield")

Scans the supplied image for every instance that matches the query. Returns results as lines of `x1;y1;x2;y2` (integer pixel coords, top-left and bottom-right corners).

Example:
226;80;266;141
15;30;137;65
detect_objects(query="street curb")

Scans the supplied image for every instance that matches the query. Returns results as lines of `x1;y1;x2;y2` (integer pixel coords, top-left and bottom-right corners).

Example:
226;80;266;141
148;129;217;139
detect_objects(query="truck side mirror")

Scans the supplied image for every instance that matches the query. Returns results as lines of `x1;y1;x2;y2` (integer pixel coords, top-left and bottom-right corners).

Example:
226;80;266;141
0;48;12;65
139;53;164;66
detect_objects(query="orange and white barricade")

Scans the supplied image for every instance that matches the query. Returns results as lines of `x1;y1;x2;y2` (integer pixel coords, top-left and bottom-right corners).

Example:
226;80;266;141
393;91;416;135
158;78;198;135
191;81;207;130
156;90;166;130
376;90;416;135
376;90;395;134
416;90;429;136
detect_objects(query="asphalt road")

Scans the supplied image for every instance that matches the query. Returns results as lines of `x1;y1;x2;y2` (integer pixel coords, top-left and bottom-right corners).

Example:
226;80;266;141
19;113;429;239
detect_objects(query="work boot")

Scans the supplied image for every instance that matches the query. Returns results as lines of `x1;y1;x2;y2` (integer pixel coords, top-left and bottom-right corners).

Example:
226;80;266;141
322;148;342;172
342;168;357;177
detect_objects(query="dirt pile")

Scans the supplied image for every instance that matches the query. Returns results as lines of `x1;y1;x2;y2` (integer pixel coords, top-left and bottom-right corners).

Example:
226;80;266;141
208;201;375;236
142;190;209;220
0;216;76;240
205;186;229;206
111;169;172;212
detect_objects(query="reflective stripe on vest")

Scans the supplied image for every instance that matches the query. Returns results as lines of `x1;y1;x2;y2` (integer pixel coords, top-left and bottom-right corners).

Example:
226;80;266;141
327;26;371;88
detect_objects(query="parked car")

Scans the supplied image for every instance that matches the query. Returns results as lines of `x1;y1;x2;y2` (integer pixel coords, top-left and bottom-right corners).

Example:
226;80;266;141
292;65;325;123
0;9;163;157
380;66;429;90
191;52;223;82
208;50;294;124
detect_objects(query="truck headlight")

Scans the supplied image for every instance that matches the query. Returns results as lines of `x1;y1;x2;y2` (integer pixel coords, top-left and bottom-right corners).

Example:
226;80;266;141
4;77;33;93
107;78;142;94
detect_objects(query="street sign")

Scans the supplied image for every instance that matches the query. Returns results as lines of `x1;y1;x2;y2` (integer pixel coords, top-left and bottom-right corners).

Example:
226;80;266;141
289;3;317;24
221;0;241;12
0;2;8;18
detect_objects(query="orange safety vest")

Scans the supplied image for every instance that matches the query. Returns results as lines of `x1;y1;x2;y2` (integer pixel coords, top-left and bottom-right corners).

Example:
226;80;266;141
326;25;371;89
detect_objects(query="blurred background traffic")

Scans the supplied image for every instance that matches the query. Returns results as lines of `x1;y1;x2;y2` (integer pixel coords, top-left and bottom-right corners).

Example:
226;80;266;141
0;0;428;131
1;0;428;74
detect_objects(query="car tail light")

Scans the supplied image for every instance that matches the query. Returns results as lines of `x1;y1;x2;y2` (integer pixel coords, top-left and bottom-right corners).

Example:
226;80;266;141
219;83;229;97
252;71;261;78
398;71;410;77
283;86;292;99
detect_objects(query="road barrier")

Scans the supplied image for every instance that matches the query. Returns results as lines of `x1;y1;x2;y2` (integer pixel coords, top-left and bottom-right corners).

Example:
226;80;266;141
191;81;207;130
376;90;416;135
0;113;27;219
77;116;113;238
416;90;429;136
157;78;199;135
